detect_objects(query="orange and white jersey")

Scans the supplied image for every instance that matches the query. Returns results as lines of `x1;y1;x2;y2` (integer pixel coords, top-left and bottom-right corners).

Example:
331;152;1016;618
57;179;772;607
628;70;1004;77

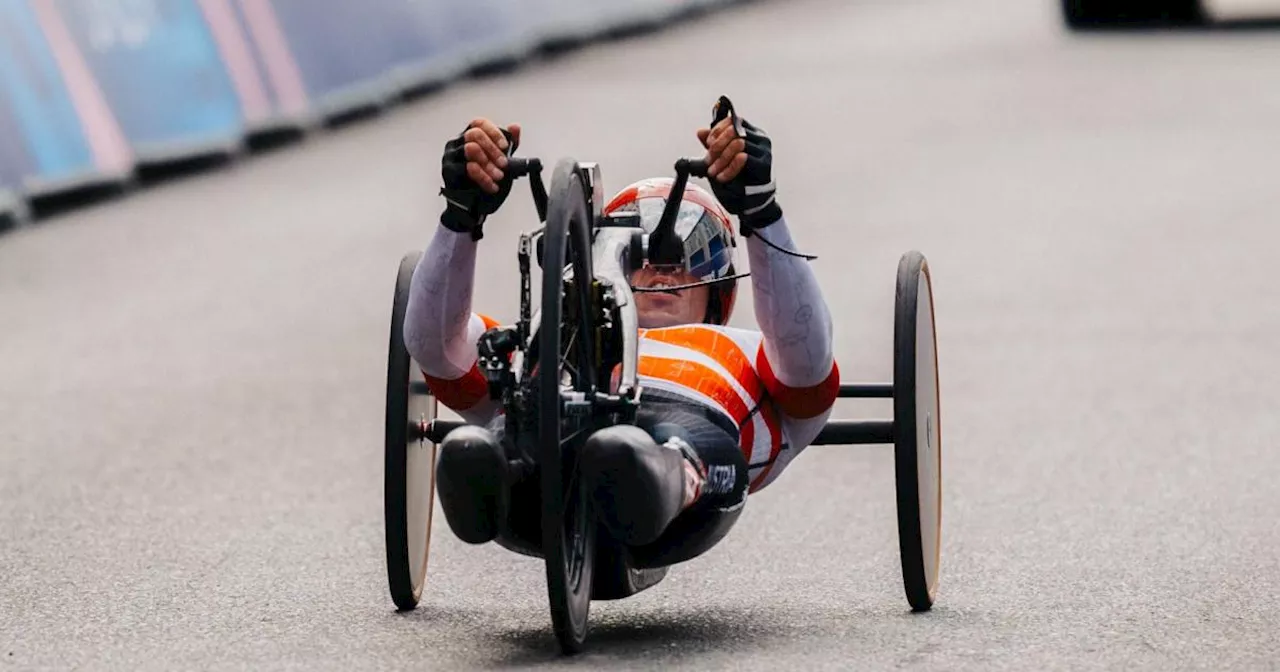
404;215;837;495
637;324;838;492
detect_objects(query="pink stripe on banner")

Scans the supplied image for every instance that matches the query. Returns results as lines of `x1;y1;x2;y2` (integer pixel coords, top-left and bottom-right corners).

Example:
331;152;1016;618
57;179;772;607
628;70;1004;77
29;0;132;174
196;0;271;125
236;0;308;117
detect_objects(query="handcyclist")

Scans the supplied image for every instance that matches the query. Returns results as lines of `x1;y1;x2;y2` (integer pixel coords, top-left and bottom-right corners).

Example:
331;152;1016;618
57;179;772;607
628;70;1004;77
404;98;838;561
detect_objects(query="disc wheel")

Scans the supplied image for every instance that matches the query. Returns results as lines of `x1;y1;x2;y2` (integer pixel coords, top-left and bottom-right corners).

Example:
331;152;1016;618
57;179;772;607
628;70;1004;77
538;159;600;654
893;251;942;612
385;251;440;611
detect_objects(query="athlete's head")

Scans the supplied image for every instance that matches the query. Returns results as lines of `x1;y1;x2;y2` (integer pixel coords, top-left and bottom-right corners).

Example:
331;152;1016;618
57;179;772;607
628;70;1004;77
604;178;738;329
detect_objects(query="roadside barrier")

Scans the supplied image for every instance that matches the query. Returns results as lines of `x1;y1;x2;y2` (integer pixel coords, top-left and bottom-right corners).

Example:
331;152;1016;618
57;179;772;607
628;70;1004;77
0;0;743;223
0;1;130;201
51;0;245;165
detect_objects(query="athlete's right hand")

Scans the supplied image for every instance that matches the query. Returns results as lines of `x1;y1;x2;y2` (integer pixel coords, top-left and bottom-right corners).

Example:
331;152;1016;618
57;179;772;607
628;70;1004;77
440;118;522;239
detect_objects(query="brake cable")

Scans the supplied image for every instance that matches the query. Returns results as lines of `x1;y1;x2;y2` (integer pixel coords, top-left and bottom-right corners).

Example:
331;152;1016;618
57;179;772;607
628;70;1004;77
630;271;752;294
744;227;819;260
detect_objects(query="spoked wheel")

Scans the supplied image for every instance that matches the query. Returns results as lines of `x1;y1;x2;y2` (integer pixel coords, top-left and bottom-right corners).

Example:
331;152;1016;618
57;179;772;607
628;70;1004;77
538;159;600;653
893;251;942;612
385;251;440;611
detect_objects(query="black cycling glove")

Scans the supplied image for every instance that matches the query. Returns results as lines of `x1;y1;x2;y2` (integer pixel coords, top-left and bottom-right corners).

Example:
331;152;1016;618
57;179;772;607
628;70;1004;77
703;96;783;236
439;125;518;240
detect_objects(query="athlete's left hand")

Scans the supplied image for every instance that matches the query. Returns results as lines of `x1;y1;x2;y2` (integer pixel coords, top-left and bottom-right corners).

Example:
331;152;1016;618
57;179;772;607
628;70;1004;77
697;116;747;183
695;97;782;234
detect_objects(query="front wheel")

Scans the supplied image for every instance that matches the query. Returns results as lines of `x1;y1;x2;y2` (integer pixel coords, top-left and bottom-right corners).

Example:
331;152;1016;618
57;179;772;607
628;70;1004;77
893;251;942;612
538;159;600;654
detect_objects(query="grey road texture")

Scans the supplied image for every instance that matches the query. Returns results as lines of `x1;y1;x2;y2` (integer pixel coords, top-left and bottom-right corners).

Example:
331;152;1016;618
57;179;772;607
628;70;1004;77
4;0;1280;669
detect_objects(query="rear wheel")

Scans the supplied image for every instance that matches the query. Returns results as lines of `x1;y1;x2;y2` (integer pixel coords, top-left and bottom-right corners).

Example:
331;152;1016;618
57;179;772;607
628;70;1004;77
385;251;439;611
538;159;600;654
893;251;942;612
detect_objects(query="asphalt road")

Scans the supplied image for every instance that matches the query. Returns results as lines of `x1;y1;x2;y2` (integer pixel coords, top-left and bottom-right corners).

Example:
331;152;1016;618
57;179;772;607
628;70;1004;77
5;0;1280;669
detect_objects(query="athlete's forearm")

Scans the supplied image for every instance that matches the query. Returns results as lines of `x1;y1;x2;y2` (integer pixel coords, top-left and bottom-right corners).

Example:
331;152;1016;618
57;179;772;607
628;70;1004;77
747;216;835;388
403;225;482;380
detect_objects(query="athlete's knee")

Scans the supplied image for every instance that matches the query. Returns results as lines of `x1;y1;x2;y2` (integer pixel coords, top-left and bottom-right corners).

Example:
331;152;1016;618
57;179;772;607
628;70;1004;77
437;425;504;480
582;425;658;474
436;425;508;544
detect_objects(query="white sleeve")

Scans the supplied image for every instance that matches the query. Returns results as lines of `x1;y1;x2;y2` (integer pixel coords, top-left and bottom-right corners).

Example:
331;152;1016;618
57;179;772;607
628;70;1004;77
747;215;839;452
747;215;836;387
402;225;500;424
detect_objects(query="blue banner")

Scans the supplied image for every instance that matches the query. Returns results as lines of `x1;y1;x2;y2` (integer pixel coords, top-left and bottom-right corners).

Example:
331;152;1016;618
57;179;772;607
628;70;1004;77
0;80;32;190
0;2;127;195
261;0;402;117
266;0;566;117
52;0;244;163
359;0;470;92
532;0;614;43
434;0;536;68
0;0;745;223
194;0;309;134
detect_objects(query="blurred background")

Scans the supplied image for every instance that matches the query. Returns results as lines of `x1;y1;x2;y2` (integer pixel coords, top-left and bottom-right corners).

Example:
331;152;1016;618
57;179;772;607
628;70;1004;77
4;0;1280;669
0;0;743;224
2;0;1278;226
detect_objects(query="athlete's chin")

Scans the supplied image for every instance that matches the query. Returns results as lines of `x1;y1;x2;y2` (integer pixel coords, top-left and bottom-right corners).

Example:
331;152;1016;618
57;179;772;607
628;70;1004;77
637;308;691;329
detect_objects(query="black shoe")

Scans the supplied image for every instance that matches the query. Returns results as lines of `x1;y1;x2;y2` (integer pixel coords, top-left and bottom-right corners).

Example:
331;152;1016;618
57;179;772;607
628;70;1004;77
581;425;687;547
435;425;507;544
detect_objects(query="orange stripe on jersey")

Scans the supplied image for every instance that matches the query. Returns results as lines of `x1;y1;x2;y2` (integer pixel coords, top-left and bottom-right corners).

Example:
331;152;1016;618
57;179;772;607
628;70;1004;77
638;354;763;465
638;356;752;426
640;327;763;404
641;327;772;466
422;363;488;411
756;346;841;419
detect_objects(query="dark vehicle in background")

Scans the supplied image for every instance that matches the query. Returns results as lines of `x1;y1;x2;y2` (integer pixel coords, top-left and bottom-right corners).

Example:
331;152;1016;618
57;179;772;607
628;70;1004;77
1063;0;1204;28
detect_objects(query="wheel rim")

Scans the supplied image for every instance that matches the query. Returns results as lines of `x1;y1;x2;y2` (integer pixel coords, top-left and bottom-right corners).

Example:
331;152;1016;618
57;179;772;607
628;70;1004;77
894;251;942;612
386;251;437;611
915;264;941;601
405;368;437;600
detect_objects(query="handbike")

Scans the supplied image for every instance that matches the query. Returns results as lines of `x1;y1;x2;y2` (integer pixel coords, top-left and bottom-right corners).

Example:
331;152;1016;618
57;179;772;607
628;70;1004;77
383;155;944;653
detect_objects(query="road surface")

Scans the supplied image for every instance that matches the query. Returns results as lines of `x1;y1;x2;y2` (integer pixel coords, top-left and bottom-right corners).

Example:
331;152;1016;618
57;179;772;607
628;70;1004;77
4;0;1280;668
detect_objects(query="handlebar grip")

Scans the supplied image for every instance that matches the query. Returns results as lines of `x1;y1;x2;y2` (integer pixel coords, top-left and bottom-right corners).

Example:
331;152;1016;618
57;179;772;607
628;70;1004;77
677;157;709;179
506;157;541;179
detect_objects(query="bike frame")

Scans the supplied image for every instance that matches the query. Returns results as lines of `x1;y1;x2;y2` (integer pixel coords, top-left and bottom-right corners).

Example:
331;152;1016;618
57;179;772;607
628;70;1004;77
483;157;708;432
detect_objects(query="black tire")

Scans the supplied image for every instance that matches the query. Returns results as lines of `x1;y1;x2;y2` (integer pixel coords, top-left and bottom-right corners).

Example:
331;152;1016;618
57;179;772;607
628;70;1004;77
893;251;942;612
1063;0;1203;29
539;159;599;654
385;251;440;611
